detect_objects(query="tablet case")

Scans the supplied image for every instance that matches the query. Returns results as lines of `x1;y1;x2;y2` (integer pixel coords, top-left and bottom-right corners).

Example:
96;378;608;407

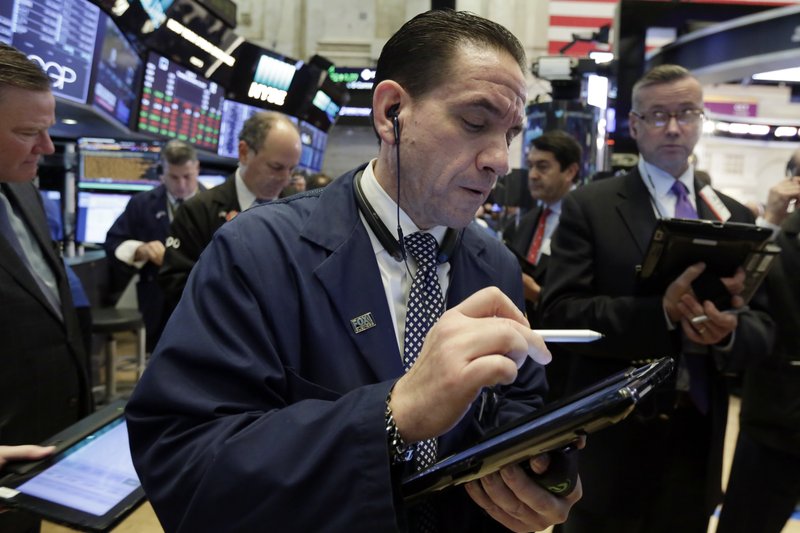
635;218;778;307
402;357;675;502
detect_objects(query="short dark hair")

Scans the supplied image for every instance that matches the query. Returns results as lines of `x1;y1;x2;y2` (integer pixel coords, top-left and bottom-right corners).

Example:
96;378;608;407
632;64;696;111
161;139;198;166
0;43;51;103
531;130;583;181
373;9;526;101
238;111;299;153
787;149;800;177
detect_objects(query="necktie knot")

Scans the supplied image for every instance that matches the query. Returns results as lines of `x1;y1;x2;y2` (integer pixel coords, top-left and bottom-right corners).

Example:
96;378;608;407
670;180;698;219
404;232;439;269
670;180;689;200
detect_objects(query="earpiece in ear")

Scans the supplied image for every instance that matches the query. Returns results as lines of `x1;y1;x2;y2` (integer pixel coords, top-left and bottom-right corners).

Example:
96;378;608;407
387;105;400;145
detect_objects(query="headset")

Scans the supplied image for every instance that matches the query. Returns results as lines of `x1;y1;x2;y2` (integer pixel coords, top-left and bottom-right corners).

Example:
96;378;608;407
353;104;460;264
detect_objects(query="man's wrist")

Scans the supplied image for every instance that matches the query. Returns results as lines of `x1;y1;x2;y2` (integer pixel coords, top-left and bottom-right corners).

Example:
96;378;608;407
385;387;414;464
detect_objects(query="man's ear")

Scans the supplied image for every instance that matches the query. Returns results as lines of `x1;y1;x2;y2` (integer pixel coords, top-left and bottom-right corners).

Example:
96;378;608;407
238;140;250;165
628;113;640;138
372;80;405;146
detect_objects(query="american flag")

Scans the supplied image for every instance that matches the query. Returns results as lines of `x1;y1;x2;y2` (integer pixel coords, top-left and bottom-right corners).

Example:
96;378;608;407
548;0;799;58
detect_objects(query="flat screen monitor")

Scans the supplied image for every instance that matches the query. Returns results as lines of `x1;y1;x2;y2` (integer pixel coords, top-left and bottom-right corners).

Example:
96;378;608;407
137;52;224;152
78;138;162;192
298;120;328;174
75;191;134;244
0;0;102;104
217;98;262;159
222;42;308;115
146;0;240;81
90;13;144;128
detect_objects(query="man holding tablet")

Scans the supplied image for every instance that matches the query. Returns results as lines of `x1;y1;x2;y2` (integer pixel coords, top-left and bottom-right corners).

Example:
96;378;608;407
128;10;582;533
540;64;774;533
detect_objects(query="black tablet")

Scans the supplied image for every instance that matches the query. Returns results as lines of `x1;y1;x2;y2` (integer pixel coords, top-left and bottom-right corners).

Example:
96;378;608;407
402;357;675;502
0;401;145;532
636;218;778;307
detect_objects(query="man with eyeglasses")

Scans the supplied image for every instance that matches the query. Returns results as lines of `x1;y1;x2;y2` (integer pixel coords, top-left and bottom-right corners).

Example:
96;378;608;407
539;64;774;533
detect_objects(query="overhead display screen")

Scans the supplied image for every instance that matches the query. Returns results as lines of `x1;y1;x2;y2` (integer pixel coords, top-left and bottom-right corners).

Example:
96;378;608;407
137;52;224;152
0;0;101;104
90;14;143;128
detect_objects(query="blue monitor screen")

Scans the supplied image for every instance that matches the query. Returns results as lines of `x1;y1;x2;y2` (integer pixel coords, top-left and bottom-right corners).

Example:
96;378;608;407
298;120;327;173
90;14;143;128
75;191;134;244
0;0;101;104
78;138;162;192
137;52;224;152
217;98;263;159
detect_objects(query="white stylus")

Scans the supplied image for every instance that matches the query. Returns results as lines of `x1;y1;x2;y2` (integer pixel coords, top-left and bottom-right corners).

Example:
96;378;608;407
533;329;604;343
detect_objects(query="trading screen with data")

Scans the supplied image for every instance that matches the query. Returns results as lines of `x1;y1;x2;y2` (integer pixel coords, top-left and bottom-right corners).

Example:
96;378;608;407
137;52;223;151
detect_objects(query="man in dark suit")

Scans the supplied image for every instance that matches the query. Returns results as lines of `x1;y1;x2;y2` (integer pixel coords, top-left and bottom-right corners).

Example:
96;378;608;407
503;130;582;402
540;64;774;533
104;140;203;352
158;112;301;313
0;43;92;532
504;130;581;314
715;158;800;533
127;10;581;532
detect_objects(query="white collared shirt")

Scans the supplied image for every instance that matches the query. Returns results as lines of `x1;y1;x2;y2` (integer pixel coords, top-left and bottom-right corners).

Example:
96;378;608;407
235;166;268;210
358;160;450;353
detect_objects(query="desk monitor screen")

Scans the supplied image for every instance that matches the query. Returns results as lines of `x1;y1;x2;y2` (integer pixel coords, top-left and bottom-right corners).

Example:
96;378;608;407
75;191;134;245
0;403;144;532
78;137;162;192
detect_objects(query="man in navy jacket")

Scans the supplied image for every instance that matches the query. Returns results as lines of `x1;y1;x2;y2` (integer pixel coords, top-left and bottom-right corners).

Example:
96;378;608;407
104;140;202;351
127;10;581;532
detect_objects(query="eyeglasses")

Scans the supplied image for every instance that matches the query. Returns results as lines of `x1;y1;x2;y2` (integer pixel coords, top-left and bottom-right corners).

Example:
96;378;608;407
631;109;705;128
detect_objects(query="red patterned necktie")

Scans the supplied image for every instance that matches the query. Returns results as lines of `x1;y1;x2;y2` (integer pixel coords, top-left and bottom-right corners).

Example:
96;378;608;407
526;207;551;265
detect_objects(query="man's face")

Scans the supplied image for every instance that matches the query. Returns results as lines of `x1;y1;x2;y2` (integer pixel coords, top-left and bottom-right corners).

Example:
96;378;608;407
527;148;576;204
161;160;200;199
390;43;527;229
239;122;302;200
0;87;55;183
629;77;704;178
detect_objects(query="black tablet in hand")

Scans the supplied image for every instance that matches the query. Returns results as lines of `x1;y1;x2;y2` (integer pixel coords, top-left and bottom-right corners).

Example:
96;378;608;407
402;357;675;502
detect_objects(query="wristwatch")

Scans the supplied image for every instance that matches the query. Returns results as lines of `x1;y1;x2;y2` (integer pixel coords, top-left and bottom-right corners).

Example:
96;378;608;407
385;388;415;464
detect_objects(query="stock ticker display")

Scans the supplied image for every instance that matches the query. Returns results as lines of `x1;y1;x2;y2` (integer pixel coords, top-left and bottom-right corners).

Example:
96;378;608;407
138;52;223;151
0;0;101;104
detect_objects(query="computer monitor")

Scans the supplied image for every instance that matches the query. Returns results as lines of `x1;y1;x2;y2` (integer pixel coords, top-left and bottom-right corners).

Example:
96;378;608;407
217;99;263;159
78;138;162;192
137;51;224;152
0;0;102;104
90;13;144;128
75;191;134;245
297;120;328;173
